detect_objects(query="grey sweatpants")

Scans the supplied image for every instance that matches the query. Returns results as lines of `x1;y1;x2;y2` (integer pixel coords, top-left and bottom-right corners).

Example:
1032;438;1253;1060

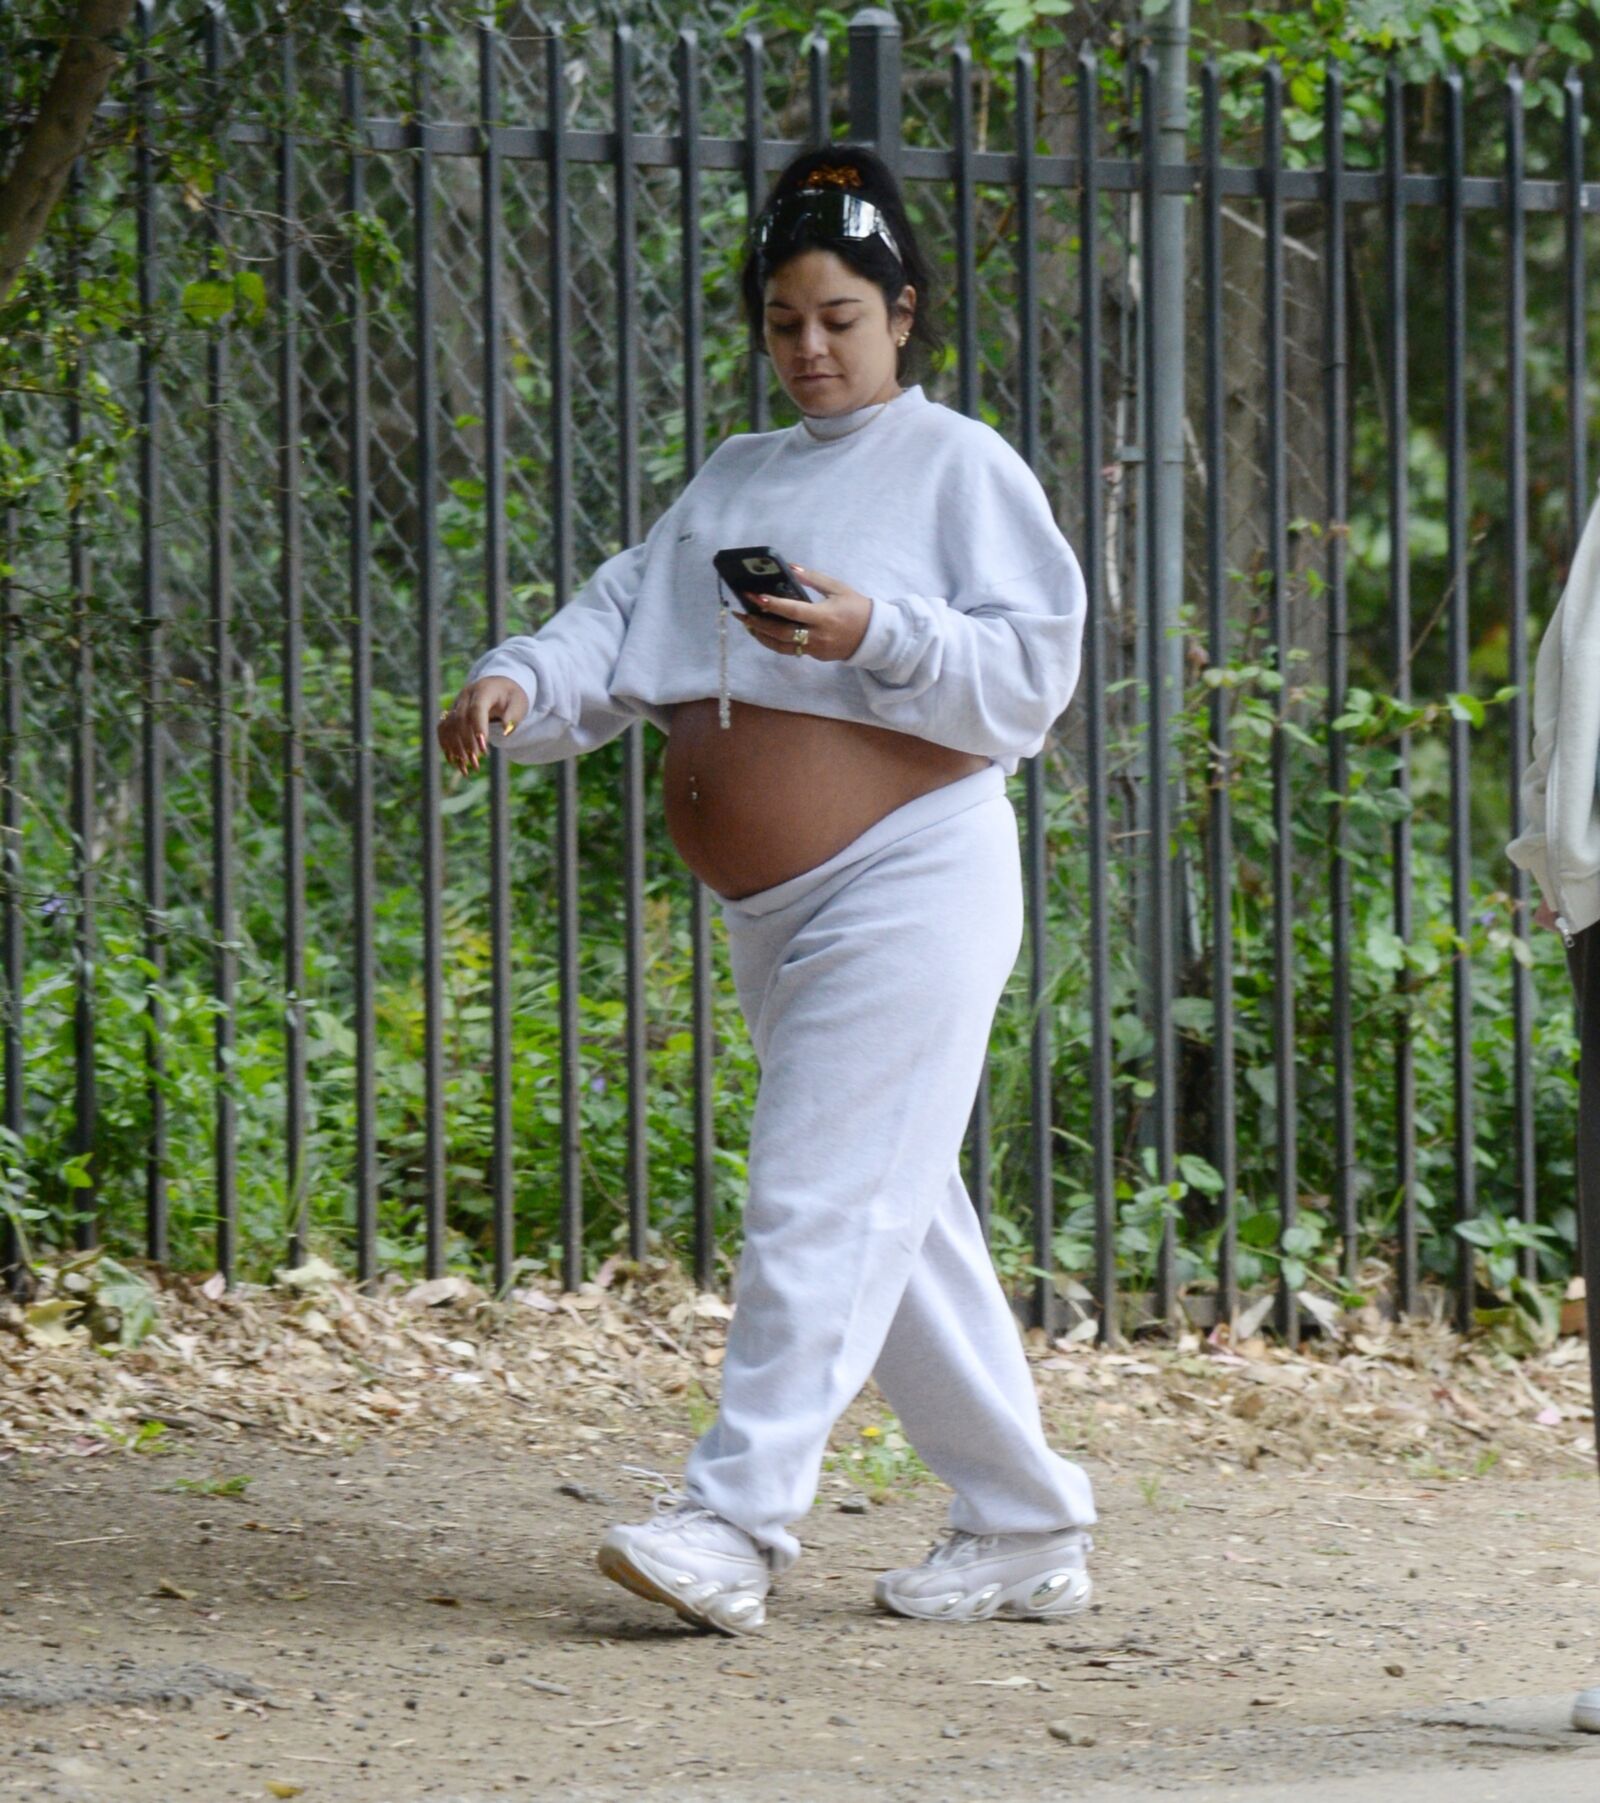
681;762;1096;1570
1569;925;1600;1480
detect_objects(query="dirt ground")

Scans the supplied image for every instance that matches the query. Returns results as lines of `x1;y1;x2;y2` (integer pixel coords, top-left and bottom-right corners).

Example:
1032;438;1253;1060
7;1262;1600;1800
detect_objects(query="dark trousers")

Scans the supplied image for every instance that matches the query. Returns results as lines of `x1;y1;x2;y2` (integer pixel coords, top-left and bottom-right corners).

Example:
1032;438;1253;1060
1569;924;1600;1479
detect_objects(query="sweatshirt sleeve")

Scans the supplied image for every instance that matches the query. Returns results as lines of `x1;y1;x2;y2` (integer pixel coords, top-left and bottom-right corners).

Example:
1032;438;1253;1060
839;443;1087;763
1506;585;1562;902
465;536;653;765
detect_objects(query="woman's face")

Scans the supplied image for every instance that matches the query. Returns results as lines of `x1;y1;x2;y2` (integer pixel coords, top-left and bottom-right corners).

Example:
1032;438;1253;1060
762;248;915;416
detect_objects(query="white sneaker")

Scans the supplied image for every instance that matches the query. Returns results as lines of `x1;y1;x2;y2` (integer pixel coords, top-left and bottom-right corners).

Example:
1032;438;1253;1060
875;1525;1093;1623
597;1492;772;1635
1573;1684;1600;1732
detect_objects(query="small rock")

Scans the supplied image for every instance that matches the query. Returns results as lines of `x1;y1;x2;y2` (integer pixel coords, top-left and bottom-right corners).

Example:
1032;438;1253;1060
1385;1663;1404;1678
836;1494;870;1514
940;1723;961;1740
1047;1720;1097;1747
828;1712;857;1729
524;1678;571;1697
486;1653;506;1666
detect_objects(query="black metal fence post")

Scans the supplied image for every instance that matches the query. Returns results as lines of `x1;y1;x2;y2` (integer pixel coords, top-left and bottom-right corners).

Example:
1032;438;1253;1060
677;28;716;1294
806;32;830;147
345;5;377;1288
1139;58;1178;1327
613;23;649;1268
281;24;310;1268
1080;50;1116;1342
1324;67;1355;1290
1262;63;1298;1348
548;24;582;1294
68;159;97;1252
1012;46;1054;1334
1505;71;1536;1283
1385;68;1418;1317
25;24;1596;1338
1443;71;1476;1330
742;27;769;434
204;3;236;1283
847;7;901;171
135;0;168;1268
1566;70;1588;559
480;15;515;1291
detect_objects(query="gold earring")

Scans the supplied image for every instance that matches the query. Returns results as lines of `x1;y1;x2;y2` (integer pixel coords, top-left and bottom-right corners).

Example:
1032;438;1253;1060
897;335;908;347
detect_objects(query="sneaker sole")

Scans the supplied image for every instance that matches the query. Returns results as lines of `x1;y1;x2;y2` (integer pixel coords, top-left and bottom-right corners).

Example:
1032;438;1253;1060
874;1568;1092;1624
596;1541;763;1637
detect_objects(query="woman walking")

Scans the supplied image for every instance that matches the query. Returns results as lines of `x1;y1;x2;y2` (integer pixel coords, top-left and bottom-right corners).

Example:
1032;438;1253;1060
1508;487;1600;1729
438;145;1097;1635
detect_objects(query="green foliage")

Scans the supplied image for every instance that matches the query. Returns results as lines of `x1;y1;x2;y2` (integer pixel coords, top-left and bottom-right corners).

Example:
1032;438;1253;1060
1205;1;1600;143
171;1473;253;1497
827;1415;930;1500
0;2;1589;1330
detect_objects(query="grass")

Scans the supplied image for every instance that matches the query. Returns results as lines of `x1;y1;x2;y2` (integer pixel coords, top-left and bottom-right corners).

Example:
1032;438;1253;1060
170;1474;253;1497
827;1417;930;1503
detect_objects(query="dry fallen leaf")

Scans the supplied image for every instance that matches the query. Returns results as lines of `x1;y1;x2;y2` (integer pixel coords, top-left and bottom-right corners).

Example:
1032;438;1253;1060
5;1250;1594;1486
274;1255;342;1293
265;1785;304;1799
23;1298;85;1350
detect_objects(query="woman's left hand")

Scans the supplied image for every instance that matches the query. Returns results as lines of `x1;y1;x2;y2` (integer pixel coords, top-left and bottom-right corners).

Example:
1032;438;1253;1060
739;563;872;663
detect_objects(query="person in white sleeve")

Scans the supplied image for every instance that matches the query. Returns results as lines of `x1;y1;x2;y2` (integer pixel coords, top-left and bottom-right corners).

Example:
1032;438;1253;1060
438;144;1097;1635
1507;484;1600;1732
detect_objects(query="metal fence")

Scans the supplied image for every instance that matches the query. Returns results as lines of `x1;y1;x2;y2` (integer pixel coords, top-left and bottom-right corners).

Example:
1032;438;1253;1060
2;4;1592;1341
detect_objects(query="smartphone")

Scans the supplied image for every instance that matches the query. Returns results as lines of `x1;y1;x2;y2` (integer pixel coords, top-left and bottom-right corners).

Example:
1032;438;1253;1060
712;546;813;618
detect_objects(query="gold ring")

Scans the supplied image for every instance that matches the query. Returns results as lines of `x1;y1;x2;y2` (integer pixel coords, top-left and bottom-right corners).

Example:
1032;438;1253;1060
793;626;810;652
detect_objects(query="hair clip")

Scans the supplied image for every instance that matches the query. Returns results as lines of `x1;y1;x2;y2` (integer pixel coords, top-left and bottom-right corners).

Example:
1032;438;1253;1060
801;164;864;190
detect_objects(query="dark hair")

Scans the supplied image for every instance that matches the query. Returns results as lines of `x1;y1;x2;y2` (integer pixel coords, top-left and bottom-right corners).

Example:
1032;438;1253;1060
739;143;944;385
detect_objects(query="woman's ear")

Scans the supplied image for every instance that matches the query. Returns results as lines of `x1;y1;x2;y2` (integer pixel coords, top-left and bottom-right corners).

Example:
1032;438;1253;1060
895;283;917;338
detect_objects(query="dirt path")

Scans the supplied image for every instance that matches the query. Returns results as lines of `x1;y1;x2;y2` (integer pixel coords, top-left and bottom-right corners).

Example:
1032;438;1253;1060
7;1392;1600;1802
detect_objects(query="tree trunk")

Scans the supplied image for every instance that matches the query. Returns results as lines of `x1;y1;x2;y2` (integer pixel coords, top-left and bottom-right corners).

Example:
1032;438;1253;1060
0;0;136;305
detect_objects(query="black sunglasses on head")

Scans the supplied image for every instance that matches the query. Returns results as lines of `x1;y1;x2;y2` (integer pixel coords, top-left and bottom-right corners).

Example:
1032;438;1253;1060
752;189;902;276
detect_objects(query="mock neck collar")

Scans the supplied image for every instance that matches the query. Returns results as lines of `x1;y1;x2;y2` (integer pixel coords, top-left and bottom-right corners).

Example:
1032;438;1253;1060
796;383;924;441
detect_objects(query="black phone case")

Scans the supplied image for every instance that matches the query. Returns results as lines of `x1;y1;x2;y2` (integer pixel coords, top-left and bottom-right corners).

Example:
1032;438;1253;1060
713;546;812;617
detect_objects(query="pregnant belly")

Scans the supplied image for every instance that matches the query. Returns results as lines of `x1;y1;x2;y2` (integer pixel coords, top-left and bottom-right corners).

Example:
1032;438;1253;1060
663;699;991;900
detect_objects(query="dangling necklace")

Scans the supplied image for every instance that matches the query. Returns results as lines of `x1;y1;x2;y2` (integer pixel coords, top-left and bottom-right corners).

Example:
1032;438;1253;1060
698;386;903;761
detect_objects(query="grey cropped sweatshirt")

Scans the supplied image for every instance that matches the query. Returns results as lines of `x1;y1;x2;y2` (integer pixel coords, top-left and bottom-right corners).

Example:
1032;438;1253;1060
465;383;1088;777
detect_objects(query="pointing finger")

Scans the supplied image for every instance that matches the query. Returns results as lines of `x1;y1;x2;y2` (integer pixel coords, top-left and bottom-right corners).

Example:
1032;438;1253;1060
748;593;810;622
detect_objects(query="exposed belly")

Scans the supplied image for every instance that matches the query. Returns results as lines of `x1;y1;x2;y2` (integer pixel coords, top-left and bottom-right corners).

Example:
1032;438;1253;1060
663;698;991;900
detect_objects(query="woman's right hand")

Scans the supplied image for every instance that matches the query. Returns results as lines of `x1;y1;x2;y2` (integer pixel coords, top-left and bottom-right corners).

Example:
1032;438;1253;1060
437;676;529;776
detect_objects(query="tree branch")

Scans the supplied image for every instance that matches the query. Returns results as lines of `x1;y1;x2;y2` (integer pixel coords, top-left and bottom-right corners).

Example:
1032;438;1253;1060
0;0;137;305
